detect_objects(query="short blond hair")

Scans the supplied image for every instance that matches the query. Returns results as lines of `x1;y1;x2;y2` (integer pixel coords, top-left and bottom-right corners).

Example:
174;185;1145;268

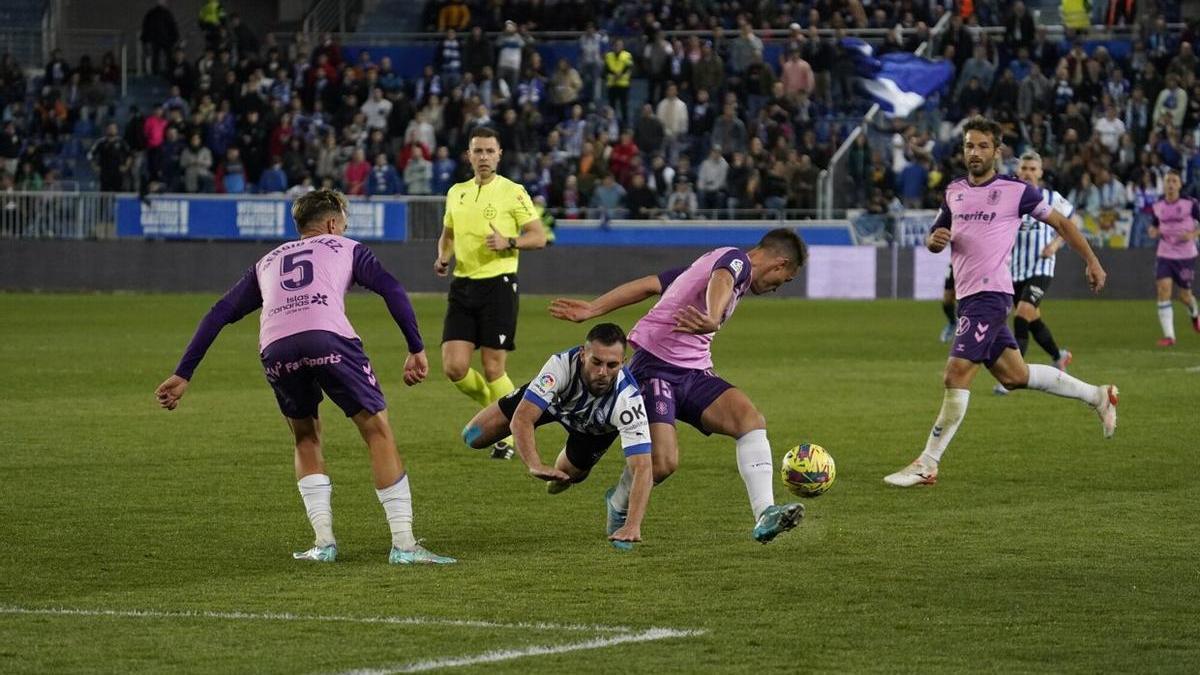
291;189;348;233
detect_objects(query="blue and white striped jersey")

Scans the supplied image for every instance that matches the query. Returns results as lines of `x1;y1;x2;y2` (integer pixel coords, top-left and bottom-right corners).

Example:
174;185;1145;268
1010;187;1074;281
522;347;651;457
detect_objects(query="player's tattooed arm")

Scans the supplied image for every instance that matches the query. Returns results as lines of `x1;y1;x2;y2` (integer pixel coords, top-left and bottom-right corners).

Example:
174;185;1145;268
549;275;662;322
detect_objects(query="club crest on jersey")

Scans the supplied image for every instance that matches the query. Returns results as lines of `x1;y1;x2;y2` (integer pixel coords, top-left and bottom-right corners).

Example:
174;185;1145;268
987;189;1001;205
955;193;964;201
483;204;497;219
729;259;744;277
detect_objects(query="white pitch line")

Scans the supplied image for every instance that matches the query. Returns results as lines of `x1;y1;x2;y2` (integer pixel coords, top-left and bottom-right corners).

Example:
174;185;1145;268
0;606;636;634
335;627;707;674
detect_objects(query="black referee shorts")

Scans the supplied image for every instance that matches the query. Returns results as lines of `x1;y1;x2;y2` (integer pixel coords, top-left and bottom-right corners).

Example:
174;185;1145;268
496;385;620;472
1013;275;1053;308
442;274;519;350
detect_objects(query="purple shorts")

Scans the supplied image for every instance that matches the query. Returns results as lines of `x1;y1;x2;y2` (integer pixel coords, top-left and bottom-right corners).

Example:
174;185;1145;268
1156;256;1196;289
629;348;734;436
950;291;1018;366
260;330;387;419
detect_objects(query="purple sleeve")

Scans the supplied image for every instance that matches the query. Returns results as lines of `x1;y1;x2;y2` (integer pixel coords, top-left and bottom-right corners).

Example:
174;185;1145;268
930;205;951;231
174;267;262;380
1019;182;1052;219
657;266;687;291
1192;200;1200;222
711;249;752;287
352;244;424;353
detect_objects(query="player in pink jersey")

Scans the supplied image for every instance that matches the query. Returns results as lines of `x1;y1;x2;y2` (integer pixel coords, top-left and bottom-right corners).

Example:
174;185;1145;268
154;190;455;565
884;117;1119;488
550;229;808;544
1148;171;1200;346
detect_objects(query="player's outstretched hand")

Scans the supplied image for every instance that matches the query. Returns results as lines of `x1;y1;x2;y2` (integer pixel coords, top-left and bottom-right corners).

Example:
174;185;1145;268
155;375;189;411
672;305;719;334
404;351;429;386
529;465;572;482
609;524;642;544
1086;259;1107;293
549;298;595;322
485;224;507;251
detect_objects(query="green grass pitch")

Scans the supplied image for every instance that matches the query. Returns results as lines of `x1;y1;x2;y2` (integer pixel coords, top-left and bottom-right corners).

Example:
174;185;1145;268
1;292;1198;673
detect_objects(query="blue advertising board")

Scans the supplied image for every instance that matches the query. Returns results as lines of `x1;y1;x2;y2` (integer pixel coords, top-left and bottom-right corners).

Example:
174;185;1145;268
116;196;407;241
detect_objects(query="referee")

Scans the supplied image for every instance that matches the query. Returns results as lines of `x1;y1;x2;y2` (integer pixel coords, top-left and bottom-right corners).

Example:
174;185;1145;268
435;126;547;457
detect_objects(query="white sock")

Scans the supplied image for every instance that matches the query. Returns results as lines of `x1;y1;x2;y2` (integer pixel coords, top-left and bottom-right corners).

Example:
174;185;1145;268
297;473;335;548
1026;364;1103;406
735;429;775;520
1158;302;1175;339
608;466;633;513
1186;297;1199;319
375;475;416;549
919;388;969;465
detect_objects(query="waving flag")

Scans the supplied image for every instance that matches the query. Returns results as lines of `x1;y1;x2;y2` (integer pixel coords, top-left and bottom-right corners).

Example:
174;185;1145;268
841;38;954;117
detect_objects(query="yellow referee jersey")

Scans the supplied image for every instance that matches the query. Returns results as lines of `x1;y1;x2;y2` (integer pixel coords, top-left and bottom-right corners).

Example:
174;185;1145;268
443;175;536;279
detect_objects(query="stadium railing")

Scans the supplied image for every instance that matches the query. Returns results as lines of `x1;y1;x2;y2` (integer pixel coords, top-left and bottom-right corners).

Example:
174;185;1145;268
0;190;116;239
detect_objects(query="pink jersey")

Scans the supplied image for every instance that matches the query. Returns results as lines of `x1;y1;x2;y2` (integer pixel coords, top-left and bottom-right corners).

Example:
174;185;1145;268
256;235;359;351
933;174;1052;299
629;247;753;370
1151;197;1200;260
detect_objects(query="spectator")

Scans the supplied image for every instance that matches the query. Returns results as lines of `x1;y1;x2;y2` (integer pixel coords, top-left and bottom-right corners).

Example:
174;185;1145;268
259;156;288;193
625;172;659;219
0;122;20;176
1153;73;1188;130
578;22;607;105
791;154;819;214
180;132;214;193
643;28;674;103
431;145;456;194
956;45;996;100
1126;86;1153;145
435;29;464;89
589;172;626;217
779;49;814;102
437;0;470;31
343;147;370;194
230;13;259;61
691;41;724;100
604;38;634;124
608;129;639;186
403;148;432;194
143;105;169;180
361;87;392;132
729;22;763;78
1095;168;1125;213
1068;171;1101;215
656;82;688;163
218;147;246;194
496;20;525;93
710;103;748;155
197;0;226;51
44;49;71;88
140;0;180;75
666;179;698;219
549;58;582;116
1018;63;1051;120
696;145;728;211
633;103;665;157
366;152;400;195
1093;105;1127;154
88;122;132;192
1004;1;1035;50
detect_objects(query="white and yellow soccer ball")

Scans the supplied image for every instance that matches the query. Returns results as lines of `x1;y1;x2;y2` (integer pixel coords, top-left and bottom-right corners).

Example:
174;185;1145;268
780;444;836;497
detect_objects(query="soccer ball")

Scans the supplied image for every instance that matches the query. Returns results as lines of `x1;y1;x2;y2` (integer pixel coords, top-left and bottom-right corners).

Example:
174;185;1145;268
780;444;836;497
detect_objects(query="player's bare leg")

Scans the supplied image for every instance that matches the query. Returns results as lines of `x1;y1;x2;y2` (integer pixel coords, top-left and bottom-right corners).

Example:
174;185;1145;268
1177;287;1200;333
481;347;516;459
546;449;589;494
289;416;338;562
1156;278;1177;346
885;357;978;487
701;389;804;543
989;348;1117;438
353;410;455;564
461;403;511;449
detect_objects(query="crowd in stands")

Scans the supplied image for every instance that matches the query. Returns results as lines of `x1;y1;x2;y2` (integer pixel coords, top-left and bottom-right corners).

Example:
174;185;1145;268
0;0;1197;243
